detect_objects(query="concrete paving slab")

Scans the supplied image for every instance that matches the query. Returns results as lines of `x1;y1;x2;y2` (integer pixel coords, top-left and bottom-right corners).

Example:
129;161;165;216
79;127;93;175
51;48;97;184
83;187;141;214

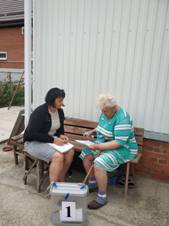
0;106;23;142
0;143;169;226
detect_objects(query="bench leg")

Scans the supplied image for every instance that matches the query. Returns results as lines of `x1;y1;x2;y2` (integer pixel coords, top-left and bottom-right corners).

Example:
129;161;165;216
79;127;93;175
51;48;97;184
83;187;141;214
37;160;44;192
13;145;18;165
23;154;29;184
125;162;130;197
23;156;38;185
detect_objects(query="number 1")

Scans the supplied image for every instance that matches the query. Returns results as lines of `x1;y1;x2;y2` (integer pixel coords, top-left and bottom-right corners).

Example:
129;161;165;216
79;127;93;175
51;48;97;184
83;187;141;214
66;206;71;217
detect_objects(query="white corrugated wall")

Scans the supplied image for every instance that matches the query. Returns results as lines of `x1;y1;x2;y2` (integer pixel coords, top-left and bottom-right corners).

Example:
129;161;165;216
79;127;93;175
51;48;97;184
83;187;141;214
33;0;169;135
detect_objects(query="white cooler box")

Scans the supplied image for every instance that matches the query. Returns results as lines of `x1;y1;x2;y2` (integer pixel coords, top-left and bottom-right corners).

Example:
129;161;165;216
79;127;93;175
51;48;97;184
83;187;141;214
50;182;88;226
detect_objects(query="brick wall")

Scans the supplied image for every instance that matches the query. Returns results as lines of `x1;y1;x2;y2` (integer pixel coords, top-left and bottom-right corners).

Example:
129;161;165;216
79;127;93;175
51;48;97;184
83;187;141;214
135;139;169;183
0;27;24;69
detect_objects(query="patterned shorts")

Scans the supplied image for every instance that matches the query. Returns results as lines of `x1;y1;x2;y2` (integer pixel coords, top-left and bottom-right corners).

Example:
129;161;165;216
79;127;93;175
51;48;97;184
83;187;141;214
79;147;136;172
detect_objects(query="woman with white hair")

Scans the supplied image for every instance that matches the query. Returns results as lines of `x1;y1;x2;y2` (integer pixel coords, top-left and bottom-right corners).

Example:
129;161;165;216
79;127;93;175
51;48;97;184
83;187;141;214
79;94;138;209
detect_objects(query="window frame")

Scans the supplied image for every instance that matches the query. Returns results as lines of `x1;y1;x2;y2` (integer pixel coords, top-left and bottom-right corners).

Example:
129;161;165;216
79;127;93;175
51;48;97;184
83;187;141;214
0;52;7;61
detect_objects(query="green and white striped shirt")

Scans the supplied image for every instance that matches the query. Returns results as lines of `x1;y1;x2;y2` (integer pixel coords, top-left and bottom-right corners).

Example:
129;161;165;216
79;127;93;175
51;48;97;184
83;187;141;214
96;108;138;155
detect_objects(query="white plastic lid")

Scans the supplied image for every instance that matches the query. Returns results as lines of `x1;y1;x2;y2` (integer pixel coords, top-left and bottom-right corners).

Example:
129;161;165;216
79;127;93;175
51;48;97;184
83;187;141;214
50;182;88;197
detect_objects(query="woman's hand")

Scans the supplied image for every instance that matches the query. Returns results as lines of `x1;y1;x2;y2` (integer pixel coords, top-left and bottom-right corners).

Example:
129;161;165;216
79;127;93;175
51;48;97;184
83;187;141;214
89;140;121;151
60;135;69;143
83;130;94;138
88;143;100;150
53;137;65;145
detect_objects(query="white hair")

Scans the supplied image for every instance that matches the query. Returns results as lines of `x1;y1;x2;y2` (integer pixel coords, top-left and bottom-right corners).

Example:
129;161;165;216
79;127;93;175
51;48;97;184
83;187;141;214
97;94;117;109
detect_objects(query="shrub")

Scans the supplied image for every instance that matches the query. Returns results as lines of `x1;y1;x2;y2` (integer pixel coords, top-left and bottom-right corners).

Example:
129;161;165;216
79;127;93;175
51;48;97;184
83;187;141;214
0;79;24;107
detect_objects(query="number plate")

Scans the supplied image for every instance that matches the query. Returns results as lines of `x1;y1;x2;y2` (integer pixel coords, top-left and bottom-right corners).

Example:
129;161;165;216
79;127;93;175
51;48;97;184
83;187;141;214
60;201;76;222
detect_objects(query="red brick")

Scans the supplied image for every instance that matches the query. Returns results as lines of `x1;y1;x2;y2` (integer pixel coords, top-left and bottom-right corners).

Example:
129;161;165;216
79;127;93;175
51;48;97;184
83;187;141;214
134;139;169;183
0;27;24;69
158;159;167;164
157;164;169;172
143;139;169;154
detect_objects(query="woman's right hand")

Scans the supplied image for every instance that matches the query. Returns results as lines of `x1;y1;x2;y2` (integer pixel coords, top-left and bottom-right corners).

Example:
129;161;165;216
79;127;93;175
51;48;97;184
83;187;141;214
83;130;93;138
53;137;64;146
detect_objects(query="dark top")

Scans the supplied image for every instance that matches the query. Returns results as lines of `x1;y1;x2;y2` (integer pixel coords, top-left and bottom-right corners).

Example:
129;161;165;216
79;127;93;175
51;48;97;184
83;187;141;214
24;103;65;143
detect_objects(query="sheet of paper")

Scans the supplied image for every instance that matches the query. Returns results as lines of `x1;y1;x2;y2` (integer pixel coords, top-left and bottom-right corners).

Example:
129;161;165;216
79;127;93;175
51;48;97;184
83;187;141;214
75;140;94;146
49;143;74;153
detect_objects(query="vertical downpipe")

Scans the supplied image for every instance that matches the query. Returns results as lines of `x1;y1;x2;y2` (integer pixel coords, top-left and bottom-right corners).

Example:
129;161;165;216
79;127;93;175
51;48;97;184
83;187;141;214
24;0;32;126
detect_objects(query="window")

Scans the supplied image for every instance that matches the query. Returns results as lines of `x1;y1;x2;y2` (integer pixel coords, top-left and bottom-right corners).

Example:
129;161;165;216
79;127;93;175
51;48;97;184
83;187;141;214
0;52;7;60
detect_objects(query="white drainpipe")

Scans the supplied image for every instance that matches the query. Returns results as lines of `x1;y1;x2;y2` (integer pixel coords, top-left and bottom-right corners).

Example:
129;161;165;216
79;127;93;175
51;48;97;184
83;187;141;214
24;0;32;126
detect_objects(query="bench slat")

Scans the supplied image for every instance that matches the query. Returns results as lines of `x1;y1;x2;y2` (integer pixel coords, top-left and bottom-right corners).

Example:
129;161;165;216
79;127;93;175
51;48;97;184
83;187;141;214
64;125;92;136
65;118;97;129
65;133;88;140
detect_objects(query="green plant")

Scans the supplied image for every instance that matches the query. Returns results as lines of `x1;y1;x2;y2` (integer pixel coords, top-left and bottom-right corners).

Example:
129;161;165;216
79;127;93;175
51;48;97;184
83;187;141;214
0;79;24;107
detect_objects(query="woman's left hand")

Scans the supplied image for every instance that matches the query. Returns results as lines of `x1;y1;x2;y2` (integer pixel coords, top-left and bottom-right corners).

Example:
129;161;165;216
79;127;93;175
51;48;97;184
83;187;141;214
60;135;69;143
88;143;100;150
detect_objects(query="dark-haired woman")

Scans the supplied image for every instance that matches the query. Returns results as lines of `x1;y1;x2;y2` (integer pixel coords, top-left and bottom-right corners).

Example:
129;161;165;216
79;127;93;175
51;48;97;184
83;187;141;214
24;87;74;184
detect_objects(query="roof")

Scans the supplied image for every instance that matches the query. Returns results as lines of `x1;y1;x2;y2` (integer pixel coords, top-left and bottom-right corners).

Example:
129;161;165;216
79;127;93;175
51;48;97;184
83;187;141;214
0;0;24;26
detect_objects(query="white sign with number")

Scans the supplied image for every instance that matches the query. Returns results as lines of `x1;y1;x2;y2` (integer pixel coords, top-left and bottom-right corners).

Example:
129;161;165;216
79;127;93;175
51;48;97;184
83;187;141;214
60;201;76;222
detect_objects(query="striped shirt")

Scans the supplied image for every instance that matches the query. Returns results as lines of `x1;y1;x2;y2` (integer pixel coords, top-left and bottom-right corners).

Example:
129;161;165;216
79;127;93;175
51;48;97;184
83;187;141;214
96;108;138;155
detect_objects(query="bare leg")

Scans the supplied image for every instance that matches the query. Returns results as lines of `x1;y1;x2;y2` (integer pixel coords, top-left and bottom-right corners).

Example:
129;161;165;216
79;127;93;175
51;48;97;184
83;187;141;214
49;152;64;183
83;155;95;180
88;164;108;209
94;164;107;192
59;148;75;182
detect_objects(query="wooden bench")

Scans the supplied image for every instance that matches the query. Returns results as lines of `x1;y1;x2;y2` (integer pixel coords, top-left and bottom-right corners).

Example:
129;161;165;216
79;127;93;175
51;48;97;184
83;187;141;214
7;110;47;192
8;109;24;165
9;112;144;194
9;133;49;192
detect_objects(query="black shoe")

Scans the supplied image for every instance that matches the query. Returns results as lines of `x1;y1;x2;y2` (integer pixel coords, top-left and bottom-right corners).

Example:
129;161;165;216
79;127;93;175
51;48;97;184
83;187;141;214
88;200;107;209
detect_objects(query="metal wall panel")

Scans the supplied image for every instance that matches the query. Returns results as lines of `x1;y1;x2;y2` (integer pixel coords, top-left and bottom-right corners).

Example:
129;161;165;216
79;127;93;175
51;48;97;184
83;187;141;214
33;0;169;135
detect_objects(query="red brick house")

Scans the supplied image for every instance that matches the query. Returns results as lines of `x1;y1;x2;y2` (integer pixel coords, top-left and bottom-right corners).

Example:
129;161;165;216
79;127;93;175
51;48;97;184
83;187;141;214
0;0;24;69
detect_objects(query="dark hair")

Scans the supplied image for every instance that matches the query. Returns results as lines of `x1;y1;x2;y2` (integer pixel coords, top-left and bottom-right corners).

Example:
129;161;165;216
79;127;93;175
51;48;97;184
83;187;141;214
45;87;65;107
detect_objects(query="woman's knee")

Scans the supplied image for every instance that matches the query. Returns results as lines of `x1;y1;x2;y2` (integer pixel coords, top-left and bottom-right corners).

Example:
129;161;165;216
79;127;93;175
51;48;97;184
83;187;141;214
66;148;75;158
84;154;94;161
94;164;106;173
51;152;64;162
